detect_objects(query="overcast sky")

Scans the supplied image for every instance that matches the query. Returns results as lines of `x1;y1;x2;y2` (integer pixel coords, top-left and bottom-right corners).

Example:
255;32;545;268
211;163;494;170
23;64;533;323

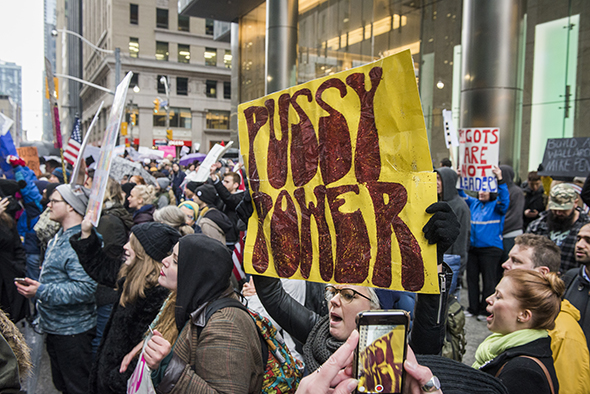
0;0;45;141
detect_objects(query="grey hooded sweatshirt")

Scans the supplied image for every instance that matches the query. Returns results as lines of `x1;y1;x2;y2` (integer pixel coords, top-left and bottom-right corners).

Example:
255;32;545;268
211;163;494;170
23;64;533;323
500;165;524;235
435;167;470;275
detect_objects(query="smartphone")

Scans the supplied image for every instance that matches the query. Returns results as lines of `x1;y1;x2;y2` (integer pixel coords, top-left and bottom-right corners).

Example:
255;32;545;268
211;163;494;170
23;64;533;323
354;310;410;394
14;277;27;285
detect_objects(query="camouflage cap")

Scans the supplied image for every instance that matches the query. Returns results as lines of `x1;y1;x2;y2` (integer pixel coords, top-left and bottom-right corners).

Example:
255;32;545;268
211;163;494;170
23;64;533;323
548;183;576;210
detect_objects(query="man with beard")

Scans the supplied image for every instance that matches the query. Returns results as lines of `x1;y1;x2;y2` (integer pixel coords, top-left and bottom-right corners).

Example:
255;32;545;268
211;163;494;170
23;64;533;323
563;223;590;350
526;183;590;273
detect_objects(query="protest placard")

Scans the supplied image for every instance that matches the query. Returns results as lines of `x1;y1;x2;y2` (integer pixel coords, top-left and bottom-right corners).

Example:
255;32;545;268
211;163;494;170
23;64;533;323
458;127;500;192
538;137;590;177
238;50;437;293
158;145;176;158
192;141;234;183
70;101;103;185
16;147;41;176
85;73;133;226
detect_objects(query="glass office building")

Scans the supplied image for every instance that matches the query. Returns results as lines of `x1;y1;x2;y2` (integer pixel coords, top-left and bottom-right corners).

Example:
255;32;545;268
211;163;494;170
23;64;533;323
180;0;590;178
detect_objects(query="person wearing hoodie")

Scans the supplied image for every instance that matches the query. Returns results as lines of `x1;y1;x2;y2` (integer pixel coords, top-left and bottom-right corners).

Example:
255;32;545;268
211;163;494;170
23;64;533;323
435;167;471;295
522;171;545;231
459;165;510;319
144;234;264;393
155;177;175;209
499;165;524;282
501;234;590;394
193;184;235;246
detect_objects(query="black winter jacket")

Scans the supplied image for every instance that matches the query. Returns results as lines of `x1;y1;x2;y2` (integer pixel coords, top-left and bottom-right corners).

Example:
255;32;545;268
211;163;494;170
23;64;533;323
563;265;590;349
252;264;453;358
479;337;558;394
70;230;169;394
522;186;546;231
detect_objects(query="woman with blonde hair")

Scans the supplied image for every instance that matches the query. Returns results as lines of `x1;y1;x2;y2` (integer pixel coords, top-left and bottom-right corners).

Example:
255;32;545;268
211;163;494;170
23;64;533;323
128;184;156;226
153;205;194;236
473;269;562;394
70;220;181;394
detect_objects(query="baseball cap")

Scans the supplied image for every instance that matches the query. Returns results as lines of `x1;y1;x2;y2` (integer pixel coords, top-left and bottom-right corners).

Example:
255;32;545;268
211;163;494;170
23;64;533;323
548;183;576;210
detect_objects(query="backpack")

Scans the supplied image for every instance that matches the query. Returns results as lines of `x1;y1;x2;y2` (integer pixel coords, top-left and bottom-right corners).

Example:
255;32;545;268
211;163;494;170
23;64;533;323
441;295;466;362
198;297;304;394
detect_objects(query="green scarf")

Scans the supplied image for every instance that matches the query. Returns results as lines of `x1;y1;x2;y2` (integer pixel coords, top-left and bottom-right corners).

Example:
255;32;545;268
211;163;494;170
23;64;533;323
472;329;548;369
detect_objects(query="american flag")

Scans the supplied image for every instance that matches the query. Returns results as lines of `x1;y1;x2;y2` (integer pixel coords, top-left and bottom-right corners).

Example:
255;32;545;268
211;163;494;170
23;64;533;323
63;117;82;165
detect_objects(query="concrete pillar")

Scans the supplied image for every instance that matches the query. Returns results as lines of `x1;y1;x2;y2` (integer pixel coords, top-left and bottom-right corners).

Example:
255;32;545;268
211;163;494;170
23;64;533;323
460;0;525;167
265;0;298;94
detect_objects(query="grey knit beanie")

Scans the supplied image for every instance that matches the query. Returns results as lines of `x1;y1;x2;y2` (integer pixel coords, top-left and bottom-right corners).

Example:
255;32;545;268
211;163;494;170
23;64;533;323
56;184;90;216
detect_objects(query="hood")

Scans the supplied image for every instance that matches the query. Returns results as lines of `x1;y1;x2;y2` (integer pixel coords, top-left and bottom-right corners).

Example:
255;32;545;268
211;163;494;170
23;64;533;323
560;299;581;322
500;165;515;186
102;201;134;230
174;234;233;331
435;167;459;201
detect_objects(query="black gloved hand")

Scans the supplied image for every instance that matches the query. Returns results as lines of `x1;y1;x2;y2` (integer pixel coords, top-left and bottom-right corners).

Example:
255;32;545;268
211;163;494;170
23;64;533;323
422;201;460;263
236;188;254;224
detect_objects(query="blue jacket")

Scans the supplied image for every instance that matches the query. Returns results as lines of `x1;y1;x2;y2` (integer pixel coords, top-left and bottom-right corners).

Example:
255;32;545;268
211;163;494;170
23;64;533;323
459;181;510;250
36;224;97;335
14;165;42;254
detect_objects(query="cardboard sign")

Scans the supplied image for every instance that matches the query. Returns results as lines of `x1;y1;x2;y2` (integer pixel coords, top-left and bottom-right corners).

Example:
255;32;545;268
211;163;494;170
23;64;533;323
238;50;437;293
85;72;133;226
538;138;590;177
458;128;500;192
16;147;41;176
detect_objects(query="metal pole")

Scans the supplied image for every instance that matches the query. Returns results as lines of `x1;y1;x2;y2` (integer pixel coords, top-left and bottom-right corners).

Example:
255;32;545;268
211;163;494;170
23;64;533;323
266;0;298;94
115;48;121;86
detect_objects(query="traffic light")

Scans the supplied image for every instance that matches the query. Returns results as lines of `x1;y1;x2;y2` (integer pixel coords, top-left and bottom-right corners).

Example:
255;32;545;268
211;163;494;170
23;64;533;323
130;113;136;125
153;98;160;114
121;122;128;136
166;129;173;140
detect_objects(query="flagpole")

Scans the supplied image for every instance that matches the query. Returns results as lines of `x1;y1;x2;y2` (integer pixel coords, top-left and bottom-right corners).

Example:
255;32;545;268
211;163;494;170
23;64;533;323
45;57;68;184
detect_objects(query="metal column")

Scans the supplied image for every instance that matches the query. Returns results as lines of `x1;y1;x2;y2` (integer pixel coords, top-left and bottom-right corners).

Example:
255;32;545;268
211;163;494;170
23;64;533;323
266;0;298;94
460;0;525;167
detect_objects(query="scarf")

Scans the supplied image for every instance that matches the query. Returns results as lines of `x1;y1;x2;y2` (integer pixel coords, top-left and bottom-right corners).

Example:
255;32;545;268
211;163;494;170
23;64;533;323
472;329;548;369
302;315;344;373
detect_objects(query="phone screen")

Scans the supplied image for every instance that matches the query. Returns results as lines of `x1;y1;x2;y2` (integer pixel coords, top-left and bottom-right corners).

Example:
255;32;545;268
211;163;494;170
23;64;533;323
356;322;406;394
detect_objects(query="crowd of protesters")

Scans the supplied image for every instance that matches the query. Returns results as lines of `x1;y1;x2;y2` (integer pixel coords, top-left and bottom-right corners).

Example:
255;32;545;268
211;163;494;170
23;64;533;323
0;150;588;394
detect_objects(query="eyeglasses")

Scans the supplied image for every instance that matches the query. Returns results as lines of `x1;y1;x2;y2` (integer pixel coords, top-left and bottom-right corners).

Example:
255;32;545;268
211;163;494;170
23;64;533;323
48;199;66;205
324;285;372;304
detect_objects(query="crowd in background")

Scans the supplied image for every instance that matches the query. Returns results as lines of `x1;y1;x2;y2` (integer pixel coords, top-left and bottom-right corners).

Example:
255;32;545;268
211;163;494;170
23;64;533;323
0;151;588;394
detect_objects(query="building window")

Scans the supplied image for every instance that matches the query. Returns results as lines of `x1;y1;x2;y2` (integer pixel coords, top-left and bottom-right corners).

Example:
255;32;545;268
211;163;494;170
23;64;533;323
205;48;217;66
130;4;138;24
206;19;214;35
129;37;139;58
157;75;168;94
206;80;217;98
206;110;230;129
178;15;190;32
224;50;232;69
156;8;168;29
224;81;231;99
177;77;188;96
130;73;139;89
178;44;190;63
156;42;168;61
154;107;192;128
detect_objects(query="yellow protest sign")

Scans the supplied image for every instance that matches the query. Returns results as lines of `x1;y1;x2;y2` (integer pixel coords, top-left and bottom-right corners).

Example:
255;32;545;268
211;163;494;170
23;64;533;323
238;49;437;293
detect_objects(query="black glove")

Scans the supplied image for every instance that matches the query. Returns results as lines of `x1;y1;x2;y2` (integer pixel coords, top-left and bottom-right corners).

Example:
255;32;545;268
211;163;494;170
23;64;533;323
236;188;254;224
422;201;460;263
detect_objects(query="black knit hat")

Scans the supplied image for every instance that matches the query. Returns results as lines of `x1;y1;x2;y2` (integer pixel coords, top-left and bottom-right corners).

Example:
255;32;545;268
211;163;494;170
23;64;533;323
186;181;201;193
195;184;217;205
131;222;181;262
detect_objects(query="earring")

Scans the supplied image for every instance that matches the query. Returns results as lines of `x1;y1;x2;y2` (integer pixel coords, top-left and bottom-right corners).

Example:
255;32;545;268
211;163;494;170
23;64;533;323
517;318;521;322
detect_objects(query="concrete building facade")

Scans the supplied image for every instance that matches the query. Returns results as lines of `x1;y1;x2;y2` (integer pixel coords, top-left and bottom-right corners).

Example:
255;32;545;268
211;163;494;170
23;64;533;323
79;0;232;153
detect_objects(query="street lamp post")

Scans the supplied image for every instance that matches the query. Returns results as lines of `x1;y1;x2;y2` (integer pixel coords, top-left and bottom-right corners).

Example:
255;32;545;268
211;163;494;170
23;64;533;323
51;28;121;86
160;76;171;141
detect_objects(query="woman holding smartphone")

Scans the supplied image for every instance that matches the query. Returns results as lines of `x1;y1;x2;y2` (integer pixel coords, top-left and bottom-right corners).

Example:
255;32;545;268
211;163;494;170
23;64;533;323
473;269;561;394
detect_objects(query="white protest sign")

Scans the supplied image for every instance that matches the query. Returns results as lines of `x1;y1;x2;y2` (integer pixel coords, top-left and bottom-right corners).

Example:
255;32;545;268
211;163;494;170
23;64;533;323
85;72;133;226
193;141;234;182
458;127;500;192
442;109;459;148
